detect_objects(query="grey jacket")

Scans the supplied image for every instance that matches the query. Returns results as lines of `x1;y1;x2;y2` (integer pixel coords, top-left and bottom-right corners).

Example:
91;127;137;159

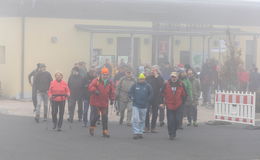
116;76;136;103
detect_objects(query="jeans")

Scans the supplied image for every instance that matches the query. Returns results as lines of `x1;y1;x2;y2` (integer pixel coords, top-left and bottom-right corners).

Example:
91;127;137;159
52;101;65;129
187;105;198;123
90;106;108;131
167;108;181;137
83;100;90;126
145;104;159;130
68;98;83;121
132;106;147;134
119;101;132;124
36;91;48;118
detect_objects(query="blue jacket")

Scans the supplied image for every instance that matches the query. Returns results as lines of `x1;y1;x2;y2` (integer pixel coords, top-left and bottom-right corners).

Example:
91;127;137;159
129;82;153;109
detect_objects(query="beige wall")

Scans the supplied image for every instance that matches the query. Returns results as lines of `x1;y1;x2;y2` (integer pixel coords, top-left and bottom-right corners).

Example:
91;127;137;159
0;17;22;98
23;18;152;98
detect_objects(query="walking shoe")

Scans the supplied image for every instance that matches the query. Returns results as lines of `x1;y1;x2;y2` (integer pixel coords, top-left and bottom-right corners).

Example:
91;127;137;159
89;127;95;136
169;135;175;141
133;134;139;140
119;119;123;125
57;128;62;132
138;134;143;139
144;128;150;133
187;123;192;127
159;121;165;127
127;123;132;127
193;122;198;127
35;115;39;123
151;129;158;133
102;130;110;138
53;123;57;130
97;120;101;125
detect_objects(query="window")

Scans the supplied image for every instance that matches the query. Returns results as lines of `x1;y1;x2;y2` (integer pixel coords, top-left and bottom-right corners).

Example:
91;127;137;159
0;46;6;64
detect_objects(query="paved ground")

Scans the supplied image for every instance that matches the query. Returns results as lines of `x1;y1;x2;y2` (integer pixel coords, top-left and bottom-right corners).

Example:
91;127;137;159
0;100;260;160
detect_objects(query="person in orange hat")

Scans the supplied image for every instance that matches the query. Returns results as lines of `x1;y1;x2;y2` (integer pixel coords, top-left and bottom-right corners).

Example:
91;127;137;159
88;67;115;138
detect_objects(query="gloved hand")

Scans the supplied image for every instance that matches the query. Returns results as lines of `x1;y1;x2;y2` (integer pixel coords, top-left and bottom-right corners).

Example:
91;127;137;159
95;90;100;95
110;101;114;106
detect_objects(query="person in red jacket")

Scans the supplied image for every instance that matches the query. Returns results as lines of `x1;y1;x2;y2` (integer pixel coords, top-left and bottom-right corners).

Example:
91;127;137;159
88;67;115;138
48;72;70;131
160;72;186;140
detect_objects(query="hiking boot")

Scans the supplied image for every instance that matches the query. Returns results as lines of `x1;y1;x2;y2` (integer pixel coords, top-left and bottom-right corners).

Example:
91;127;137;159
193;122;198;127
89;127;95;136
159;121;165;127
133;134;139;140
103;130;110;138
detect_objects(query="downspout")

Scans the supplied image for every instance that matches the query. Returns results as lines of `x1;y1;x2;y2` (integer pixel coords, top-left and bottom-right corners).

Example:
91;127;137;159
20;17;25;99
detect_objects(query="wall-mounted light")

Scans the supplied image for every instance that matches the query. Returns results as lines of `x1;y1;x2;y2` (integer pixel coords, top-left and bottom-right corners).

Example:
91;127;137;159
51;36;58;44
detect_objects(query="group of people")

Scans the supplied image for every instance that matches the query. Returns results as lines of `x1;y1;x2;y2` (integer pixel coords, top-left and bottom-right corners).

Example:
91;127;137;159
28;61;201;140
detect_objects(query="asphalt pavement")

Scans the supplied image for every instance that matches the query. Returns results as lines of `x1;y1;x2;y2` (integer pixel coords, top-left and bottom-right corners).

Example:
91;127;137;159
0;112;259;160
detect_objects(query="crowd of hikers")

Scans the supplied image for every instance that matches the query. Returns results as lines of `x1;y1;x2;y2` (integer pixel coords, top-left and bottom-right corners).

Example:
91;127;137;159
28;59;260;140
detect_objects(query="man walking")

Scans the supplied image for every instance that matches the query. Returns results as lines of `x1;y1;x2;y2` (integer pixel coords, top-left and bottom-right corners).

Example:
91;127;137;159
145;65;164;133
187;69;201;127
88;67;115;138
28;63;42;112
116;68;136;126
160;72;186;140
34;64;53;122
129;73;153;140
68;67;84;123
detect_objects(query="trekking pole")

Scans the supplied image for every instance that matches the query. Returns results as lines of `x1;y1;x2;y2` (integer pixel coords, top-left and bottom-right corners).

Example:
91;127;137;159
45;100;52;131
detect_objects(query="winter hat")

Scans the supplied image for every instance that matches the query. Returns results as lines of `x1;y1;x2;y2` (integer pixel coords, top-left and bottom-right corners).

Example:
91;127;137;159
101;67;109;74
138;73;146;79
72;67;80;72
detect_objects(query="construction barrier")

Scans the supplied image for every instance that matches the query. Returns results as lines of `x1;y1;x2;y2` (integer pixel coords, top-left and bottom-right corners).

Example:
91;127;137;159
214;90;256;126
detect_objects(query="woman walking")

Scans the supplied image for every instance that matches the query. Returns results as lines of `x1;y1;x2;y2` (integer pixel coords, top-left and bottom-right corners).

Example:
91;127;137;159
48;72;70;131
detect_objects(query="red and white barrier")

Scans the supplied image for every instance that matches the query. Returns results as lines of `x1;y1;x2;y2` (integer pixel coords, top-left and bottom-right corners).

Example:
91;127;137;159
214;90;256;126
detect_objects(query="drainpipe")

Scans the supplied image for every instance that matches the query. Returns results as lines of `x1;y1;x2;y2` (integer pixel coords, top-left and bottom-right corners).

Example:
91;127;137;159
20;17;25;99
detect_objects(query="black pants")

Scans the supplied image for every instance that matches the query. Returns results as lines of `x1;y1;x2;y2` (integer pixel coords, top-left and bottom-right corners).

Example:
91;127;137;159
90;106;108;130
159;107;165;123
32;86;37;109
187;105;198;123
68;98;83;121
145;104;159;130
167;108;180;137
178;104;186;128
52;101;65;129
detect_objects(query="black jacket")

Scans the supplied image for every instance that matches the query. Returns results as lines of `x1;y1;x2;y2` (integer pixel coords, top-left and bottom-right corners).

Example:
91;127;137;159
34;71;53;92
68;74;85;100
146;75;164;105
